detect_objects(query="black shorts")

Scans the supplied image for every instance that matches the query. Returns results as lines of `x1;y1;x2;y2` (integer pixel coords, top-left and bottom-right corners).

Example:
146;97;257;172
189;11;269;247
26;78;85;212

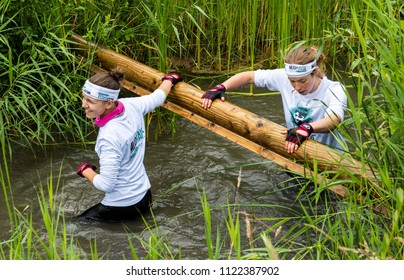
75;189;152;223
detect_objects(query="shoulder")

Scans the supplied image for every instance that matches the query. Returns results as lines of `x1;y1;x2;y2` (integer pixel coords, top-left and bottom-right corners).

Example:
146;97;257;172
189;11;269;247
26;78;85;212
320;77;347;104
119;98;134;105
117;97;141;112
322;77;344;89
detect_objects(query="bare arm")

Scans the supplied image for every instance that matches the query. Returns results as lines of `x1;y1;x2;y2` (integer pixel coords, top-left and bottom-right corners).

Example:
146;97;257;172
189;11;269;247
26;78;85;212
311;115;341;133
202;71;255;109
159;80;176;97
82;168;97;183
310;113;341;133
222;71;255;91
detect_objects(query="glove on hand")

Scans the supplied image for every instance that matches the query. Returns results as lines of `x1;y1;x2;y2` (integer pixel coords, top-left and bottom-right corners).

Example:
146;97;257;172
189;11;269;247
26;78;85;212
285;122;314;146
162;72;183;86
201;84;226;101
77;162;97;177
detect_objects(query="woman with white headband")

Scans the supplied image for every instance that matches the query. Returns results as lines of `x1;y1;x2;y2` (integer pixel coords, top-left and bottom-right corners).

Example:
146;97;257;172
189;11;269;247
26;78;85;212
76;68;182;222
201;45;347;153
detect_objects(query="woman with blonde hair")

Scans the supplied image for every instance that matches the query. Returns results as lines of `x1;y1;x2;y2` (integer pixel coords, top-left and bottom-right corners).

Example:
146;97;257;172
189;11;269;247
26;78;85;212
201;45;347;153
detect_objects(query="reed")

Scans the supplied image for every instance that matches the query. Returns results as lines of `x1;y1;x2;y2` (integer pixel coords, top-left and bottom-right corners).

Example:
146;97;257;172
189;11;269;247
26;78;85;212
199;186;219;259
44;0;375;71
0;0;94;147
127;210;179;260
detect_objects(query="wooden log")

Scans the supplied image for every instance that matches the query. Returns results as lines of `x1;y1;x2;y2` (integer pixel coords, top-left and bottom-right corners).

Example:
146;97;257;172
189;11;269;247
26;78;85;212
70;34;379;191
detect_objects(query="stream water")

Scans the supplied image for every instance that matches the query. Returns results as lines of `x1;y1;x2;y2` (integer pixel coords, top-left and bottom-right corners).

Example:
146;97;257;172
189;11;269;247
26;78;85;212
0;82;345;259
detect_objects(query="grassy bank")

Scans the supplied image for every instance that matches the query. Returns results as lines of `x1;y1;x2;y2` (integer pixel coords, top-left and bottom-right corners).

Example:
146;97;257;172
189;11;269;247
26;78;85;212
0;0;403;259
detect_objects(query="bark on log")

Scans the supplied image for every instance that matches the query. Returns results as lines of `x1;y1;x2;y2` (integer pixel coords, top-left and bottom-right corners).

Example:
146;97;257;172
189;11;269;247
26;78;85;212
70;34;379;191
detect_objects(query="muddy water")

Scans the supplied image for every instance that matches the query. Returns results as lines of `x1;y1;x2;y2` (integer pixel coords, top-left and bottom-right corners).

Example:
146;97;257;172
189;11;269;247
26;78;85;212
0;87;333;259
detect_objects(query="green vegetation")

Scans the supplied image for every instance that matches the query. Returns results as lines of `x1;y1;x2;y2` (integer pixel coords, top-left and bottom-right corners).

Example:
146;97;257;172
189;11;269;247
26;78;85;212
0;0;403;259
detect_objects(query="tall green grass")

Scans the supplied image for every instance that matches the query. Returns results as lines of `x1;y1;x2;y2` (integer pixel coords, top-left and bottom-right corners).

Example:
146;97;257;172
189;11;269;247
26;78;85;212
0;160;87;260
0;0;93;148
1;160;402;260
35;0;389;72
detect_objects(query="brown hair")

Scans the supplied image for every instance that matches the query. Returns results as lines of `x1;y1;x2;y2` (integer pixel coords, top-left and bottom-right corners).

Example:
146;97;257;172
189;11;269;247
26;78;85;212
89;67;124;90
284;45;326;78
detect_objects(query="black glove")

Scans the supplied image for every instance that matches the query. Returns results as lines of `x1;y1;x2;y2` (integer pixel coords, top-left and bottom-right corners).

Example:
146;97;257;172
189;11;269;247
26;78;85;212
77;162;97;177
285;122;313;146
201;84;226;101
162;72;183;86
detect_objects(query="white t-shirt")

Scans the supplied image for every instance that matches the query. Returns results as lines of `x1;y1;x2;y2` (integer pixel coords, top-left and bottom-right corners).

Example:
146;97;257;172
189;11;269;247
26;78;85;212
254;68;347;149
93;89;166;206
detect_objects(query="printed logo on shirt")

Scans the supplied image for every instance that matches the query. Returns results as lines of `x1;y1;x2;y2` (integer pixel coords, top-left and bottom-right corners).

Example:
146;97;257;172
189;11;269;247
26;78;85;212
290;107;313;126
129;128;144;159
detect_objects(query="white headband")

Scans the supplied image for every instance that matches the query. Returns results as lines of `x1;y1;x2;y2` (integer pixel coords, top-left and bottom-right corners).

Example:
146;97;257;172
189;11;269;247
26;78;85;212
82;80;120;101
284;60;317;77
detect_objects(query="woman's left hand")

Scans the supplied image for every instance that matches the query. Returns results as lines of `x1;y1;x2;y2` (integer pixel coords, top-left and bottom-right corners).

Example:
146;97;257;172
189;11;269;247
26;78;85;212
282;122;313;153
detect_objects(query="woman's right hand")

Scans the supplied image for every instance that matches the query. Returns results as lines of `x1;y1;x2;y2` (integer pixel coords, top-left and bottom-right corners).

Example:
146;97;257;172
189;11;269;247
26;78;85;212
201;84;226;109
77;162;97;177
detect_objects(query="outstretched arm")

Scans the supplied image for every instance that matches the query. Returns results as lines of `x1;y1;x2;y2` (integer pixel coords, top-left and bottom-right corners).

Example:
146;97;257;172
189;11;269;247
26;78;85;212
222;71;255;91
201;71;255;109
